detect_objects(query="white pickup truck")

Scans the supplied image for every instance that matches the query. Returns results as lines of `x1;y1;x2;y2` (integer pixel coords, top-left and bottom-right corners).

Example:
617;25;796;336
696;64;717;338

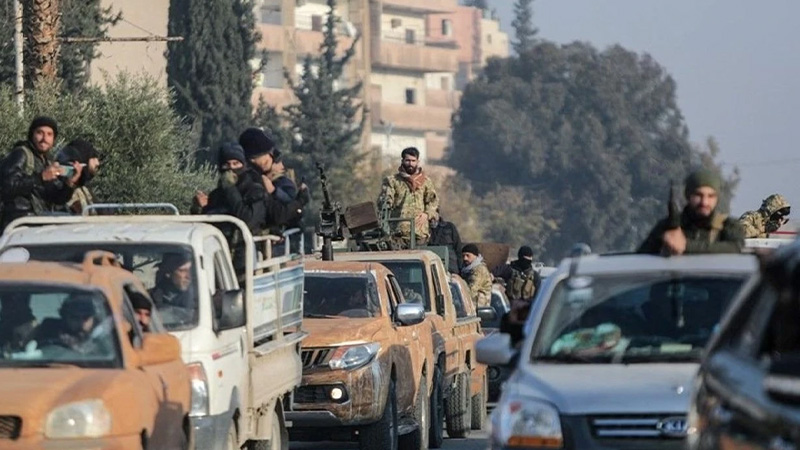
0;209;306;450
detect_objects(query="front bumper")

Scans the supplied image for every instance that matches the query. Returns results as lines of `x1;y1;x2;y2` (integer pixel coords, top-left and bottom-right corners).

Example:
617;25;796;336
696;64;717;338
287;360;385;429
192;410;235;450
2;434;141;450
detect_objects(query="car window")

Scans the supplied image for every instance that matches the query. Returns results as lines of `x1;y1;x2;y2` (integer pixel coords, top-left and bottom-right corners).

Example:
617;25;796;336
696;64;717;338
18;243;200;332
449;282;468;319
379;261;430;311
304;273;381;318
0;284;122;368
726;282;778;358
531;273;747;364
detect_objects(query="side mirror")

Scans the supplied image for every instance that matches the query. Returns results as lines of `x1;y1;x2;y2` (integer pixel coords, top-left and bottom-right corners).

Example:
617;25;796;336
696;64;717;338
215;289;245;332
137;333;182;366
764;353;800;404
476;333;517;367
396;303;425;326
477;306;498;323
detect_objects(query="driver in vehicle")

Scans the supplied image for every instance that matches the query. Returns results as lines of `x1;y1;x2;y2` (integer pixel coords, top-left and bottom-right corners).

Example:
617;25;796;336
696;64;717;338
0;293;38;354
31;294;97;352
150;252;194;309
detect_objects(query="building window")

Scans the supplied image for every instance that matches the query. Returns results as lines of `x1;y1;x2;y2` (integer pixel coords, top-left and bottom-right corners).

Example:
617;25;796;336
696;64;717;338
311;15;323;32
487;34;492;44
442;19;452;37
440;77;450;91
391;18;402;28
405;88;416;105
405;29;416;44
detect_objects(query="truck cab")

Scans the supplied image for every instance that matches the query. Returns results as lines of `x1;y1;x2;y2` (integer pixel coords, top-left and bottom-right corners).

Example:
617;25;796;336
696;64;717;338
0;213;306;450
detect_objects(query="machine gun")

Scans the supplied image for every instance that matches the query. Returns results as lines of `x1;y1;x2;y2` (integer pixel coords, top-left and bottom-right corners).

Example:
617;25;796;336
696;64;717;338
316;163;345;260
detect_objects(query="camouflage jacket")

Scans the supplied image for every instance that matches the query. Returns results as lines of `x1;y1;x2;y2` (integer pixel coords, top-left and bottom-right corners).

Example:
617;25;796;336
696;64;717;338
638;208;745;254
378;169;439;240
463;261;492;308
739;210;768;238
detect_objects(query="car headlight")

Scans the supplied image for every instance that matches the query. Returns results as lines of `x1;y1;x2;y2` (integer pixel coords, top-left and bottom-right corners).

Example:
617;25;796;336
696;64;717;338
45;399;112;439
491;397;563;448
329;343;380;370
187;362;209;417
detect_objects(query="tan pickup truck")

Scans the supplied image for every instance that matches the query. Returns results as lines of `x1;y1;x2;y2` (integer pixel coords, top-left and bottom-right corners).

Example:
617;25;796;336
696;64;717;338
0;251;191;449
288;261;432;450
335;250;487;445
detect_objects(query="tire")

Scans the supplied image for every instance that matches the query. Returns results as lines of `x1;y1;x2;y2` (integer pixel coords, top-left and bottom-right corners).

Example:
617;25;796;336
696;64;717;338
445;372;471;439
428;367;444;449
246;408;287;450
360;380;399;450
470;375;487;431
399;376;429;450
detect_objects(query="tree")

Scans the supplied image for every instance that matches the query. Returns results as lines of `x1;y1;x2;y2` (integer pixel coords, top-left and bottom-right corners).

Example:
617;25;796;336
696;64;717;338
511;0;537;55
0;76;215;211
0;0;120;91
451;41;735;260
167;0;259;160
24;0;62;85
281;0;367;214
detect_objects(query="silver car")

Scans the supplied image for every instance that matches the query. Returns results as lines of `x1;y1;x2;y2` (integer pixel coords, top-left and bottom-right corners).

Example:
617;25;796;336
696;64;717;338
477;253;756;450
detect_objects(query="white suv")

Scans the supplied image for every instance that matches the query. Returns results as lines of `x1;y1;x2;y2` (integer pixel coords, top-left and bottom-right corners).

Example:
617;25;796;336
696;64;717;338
477;252;756;450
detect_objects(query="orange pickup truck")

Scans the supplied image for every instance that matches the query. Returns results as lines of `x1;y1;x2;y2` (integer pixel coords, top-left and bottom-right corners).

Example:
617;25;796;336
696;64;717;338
0;251;191;449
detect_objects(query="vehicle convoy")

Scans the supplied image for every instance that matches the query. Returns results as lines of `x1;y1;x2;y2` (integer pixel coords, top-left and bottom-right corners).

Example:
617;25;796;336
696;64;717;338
688;240;800;450
0;252;191;449
335;250;487;444
477;252;757;450
0;211;306;450
288;260;432;450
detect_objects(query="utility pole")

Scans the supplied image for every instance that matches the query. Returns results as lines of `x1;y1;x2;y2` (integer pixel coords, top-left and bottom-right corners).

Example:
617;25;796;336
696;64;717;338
13;0;24;115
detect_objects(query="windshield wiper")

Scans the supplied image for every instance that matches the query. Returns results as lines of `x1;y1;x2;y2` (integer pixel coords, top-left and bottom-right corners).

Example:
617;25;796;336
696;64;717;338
536;353;604;364
0;360;80;368
304;313;342;319
620;352;700;364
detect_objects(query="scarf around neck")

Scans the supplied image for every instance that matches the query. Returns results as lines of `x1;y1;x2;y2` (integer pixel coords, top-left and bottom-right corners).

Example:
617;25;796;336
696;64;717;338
398;166;426;192
461;255;484;276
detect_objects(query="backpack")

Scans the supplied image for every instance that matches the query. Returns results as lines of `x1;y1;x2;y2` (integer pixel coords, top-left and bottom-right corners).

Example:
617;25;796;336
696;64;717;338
508;267;537;301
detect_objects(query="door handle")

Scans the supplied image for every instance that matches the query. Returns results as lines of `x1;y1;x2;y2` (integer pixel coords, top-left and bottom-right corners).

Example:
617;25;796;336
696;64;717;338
710;404;733;426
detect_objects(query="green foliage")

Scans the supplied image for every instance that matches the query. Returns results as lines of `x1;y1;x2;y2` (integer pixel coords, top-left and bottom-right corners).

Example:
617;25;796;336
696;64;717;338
280;0;367;216
0;0;119;91
167;0;259;160
0;76;215;212
451;41;736;260
511;0;538;55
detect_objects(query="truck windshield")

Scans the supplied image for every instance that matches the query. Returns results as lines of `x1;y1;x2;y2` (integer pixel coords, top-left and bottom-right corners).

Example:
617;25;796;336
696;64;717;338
377;261;431;311
0;285;122;368
531;273;747;364
13;244;200;331
304;273;381;318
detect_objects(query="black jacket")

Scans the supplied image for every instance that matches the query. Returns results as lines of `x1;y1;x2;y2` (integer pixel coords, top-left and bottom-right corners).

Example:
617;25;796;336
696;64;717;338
1;142;74;228
429;220;462;273
493;259;542;293
638;207;744;254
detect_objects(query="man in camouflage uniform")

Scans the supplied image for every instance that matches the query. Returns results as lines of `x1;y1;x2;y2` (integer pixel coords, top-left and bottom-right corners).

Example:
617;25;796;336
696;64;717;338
378;147;439;248
639;169;744;255
738;194;790;238
461;243;492;308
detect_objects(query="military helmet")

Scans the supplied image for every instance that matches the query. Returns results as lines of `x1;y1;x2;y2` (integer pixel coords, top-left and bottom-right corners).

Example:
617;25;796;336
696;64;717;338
761;194;790;215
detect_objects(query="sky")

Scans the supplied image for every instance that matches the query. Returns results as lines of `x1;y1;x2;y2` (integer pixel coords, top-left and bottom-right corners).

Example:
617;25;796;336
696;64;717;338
488;0;800;215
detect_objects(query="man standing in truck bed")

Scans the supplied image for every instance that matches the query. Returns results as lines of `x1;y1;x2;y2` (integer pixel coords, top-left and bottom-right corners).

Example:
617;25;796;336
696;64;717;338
378;147;439;249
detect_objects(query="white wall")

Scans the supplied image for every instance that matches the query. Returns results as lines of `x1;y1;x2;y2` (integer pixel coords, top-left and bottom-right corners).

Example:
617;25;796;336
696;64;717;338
381;11;426;44
372;70;427;105
372;128;427;162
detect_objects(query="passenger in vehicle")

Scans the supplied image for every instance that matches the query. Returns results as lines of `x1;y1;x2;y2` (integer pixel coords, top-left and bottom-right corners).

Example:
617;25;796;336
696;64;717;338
129;292;152;332
0;293;37;353
32;294;97;352
150;252;194;309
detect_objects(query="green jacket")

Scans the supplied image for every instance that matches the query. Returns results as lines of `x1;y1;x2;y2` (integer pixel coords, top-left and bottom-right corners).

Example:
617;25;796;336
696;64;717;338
378;171;439;241
638;208;744;254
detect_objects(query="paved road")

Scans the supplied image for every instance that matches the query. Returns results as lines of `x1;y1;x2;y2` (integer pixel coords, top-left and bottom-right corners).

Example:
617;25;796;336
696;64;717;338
290;415;491;450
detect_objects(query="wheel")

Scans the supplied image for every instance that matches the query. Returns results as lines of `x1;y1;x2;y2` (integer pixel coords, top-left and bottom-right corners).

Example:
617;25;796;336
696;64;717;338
428;367;444;449
225;421;238;450
360;380;399;450
245;408;287;450
399;376;429;450
470;375;487;431
445;372;471;438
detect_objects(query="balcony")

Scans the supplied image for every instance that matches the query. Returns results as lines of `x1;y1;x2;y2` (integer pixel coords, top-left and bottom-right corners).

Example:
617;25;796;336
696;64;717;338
371;101;453;132
258;24;356;56
426;89;461;109
382;0;457;14
373;40;458;73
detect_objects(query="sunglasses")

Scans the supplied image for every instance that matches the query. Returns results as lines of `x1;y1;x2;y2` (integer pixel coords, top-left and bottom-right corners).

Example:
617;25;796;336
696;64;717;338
772;207;791;219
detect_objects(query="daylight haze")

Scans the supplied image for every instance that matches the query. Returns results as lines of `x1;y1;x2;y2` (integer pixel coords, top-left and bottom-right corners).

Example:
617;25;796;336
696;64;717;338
489;0;800;214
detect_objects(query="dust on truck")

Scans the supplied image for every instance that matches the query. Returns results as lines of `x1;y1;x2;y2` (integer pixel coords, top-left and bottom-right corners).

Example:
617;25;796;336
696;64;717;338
0;211;306;450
